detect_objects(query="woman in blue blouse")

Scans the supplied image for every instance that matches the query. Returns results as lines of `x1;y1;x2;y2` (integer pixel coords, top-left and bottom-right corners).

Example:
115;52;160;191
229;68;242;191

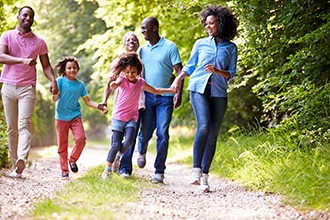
171;5;239;192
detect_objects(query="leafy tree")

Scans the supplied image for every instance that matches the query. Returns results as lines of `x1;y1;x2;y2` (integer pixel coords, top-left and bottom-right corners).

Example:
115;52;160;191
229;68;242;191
233;0;330;144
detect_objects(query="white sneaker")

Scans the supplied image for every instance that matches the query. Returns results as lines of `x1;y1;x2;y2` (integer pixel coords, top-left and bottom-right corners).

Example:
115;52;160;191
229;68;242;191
199;173;210;192
102;170;112;180
190;168;201;185
8;169;22;178
119;172;130;178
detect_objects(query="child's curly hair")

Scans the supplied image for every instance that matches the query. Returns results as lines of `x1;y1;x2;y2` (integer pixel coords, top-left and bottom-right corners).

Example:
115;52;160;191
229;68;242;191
54;56;80;77
110;53;142;82
200;5;239;41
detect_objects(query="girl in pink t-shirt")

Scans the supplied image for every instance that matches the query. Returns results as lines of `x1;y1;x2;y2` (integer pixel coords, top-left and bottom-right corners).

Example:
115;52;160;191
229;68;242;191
102;53;174;179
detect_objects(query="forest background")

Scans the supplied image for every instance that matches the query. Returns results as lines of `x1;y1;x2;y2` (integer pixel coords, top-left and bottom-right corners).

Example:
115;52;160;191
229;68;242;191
0;0;329;210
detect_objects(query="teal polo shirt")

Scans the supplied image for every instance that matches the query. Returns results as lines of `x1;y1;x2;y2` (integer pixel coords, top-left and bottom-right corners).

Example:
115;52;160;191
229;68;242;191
139;37;181;96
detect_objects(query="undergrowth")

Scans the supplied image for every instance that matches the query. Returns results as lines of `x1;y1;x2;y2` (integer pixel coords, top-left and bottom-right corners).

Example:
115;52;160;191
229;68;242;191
176;126;330;211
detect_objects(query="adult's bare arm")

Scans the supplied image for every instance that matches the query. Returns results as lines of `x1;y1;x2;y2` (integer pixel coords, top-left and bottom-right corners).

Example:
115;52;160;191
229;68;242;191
0;44;36;66
172;62;184;109
39;53;58;95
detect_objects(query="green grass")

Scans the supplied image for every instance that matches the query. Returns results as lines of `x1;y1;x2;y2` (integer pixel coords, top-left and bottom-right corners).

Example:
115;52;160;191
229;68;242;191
29;126;329;219
30;166;152;219
174;127;330;211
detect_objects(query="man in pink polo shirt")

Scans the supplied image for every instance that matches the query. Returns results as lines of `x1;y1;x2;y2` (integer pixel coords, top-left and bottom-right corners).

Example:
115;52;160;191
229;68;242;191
0;6;58;178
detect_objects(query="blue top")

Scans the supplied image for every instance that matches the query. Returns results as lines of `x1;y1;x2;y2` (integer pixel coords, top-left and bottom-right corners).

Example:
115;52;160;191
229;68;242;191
55;76;88;121
183;36;238;97
139;37;181;96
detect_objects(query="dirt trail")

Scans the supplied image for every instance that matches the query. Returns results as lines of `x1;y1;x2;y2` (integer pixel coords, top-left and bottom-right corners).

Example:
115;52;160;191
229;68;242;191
0;145;329;220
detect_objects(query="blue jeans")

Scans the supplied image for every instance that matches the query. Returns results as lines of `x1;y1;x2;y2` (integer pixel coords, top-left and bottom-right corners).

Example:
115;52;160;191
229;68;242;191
190;88;227;174
119;109;143;175
138;92;173;174
106;119;136;163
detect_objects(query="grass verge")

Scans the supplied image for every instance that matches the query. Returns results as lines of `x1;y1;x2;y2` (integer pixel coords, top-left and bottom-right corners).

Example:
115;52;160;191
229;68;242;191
30;126;329;218
173;126;330;211
30;165;151;219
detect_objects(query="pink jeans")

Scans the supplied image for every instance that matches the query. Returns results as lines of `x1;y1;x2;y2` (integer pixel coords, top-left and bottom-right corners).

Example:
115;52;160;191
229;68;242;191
55;118;86;172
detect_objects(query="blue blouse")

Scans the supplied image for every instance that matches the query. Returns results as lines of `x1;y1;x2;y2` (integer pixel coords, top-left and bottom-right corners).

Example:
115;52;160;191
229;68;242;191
183;36;237;97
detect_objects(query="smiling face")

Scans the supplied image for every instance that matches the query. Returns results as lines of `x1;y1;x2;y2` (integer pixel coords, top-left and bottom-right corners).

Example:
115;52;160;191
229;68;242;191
123;65;139;83
17;7;34;32
124;34;139;52
141;19;152;41
65;61;79;81
204;15;218;37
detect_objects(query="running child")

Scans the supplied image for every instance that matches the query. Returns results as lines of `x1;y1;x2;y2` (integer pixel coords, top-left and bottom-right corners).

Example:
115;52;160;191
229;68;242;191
102;53;175;179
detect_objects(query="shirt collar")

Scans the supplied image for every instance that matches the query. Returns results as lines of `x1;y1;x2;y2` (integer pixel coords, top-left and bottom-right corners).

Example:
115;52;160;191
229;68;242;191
209;36;226;44
147;36;164;48
15;28;34;37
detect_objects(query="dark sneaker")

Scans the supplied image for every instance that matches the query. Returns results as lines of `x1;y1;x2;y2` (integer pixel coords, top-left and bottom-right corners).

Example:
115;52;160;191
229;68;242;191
137;153;146;168
152;173;164;184
62;172;69;180
69;162;78;173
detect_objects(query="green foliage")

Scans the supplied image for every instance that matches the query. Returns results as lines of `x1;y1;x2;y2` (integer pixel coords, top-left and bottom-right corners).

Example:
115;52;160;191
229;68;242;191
0;96;9;168
32;90;56;146
233;0;330;142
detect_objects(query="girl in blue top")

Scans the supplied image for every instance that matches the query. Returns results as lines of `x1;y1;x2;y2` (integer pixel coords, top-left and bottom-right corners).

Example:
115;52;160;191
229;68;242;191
171;5;239;192
53;56;108;179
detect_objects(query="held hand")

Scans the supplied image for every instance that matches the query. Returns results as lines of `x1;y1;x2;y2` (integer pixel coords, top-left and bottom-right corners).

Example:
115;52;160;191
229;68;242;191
170;78;179;93
169;87;176;94
50;81;59;95
97;103;108;114
102;106;109;114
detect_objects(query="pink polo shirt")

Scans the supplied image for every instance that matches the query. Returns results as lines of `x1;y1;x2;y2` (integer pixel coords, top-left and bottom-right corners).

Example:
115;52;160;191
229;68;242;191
0;29;48;86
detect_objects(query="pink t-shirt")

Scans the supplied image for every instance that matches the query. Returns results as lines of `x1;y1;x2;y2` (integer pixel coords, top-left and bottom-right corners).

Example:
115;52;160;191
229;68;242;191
112;76;145;122
0;29;48;86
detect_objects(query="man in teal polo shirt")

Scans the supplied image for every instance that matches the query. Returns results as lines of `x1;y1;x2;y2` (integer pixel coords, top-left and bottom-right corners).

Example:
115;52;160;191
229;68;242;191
137;17;184;183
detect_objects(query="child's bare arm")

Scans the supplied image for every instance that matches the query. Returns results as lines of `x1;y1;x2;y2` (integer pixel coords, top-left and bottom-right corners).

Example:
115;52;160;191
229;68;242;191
52;92;59;102
83;96;108;114
143;83;175;95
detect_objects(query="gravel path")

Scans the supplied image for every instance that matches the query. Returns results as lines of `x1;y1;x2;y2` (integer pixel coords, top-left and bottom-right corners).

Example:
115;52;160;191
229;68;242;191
0;145;329;220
